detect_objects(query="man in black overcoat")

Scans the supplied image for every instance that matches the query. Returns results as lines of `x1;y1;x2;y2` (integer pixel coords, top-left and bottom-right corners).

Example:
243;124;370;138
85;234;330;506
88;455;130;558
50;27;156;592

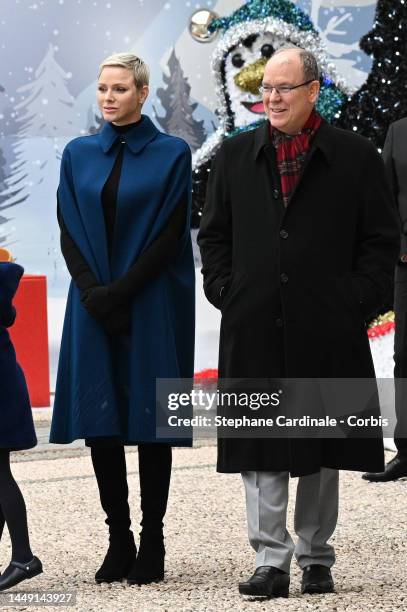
198;47;399;598
363;117;407;482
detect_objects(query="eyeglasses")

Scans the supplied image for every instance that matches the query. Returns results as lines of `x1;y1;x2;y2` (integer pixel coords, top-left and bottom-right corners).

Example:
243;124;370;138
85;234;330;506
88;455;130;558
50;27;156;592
258;80;314;96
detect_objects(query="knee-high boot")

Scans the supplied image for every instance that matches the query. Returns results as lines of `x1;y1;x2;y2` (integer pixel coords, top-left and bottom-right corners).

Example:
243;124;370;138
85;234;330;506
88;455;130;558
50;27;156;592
91;445;137;583
127;443;172;585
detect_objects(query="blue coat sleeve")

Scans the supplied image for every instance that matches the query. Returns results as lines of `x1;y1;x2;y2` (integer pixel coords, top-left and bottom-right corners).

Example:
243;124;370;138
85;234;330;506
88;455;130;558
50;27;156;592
0;305;16;328
0;263;24;328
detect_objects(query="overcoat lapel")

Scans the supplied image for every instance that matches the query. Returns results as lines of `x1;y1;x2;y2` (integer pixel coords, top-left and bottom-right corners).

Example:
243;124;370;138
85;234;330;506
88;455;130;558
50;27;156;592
81;150;117;284
285;122;333;208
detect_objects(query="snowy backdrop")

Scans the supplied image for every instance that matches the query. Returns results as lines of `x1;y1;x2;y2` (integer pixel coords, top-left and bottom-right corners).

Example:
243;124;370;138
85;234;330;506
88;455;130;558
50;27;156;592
0;0;376;297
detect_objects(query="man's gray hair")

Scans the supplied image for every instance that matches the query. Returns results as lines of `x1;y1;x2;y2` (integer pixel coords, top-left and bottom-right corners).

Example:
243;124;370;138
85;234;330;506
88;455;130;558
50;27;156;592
272;45;320;81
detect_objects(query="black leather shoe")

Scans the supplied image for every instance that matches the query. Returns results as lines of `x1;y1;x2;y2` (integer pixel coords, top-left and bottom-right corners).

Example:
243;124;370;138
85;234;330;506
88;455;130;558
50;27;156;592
301;564;334;594
238;566;290;598
127;529;165;585
95;531;137;583
362;455;407;482
0;556;43;591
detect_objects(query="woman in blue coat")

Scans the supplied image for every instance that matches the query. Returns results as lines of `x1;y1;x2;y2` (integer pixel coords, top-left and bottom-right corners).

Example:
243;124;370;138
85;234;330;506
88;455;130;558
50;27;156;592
50;53;195;585
0;261;42;590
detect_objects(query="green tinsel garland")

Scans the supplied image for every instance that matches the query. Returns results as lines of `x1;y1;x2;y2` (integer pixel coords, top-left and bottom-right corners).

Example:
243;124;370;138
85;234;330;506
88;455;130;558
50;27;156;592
208;0;317;35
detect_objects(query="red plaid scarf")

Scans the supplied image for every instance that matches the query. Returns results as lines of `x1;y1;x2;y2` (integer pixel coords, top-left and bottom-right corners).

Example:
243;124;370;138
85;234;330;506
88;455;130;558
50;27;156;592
270;109;322;207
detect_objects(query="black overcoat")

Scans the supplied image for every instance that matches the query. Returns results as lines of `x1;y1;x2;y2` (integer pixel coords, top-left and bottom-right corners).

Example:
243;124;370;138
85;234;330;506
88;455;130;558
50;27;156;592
382;118;407;257
198;119;400;476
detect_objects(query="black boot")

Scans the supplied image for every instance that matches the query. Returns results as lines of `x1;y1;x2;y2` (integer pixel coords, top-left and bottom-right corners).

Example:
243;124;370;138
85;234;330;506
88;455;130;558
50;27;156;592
95;530;137;583
127;528;165;585
127;443;172;585
91;445;136;583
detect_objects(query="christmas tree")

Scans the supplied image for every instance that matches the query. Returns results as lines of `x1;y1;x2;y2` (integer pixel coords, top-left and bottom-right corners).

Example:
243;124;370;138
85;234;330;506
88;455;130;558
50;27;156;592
0;44;77;209
0;44;78;286
154;49;206;152
335;0;407;149
0;83;27;244
0;100;20;140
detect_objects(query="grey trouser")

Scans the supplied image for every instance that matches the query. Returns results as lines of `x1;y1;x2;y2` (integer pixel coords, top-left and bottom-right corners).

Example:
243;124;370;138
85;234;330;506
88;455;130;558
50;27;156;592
241;468;339;574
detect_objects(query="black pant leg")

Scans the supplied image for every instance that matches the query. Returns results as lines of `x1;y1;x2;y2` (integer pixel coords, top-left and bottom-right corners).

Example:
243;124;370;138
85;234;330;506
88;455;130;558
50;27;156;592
138;444;172;530
0;451;33;562
90;445;131;536
394;264;407;457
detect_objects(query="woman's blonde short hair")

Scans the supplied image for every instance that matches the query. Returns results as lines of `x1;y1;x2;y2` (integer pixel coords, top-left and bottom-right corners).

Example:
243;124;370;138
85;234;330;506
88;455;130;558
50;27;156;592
98;53;150;88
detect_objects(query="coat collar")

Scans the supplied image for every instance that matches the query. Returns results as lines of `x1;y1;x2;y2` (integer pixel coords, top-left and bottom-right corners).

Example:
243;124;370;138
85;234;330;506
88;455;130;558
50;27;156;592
253;117;334;165
99;114;159;154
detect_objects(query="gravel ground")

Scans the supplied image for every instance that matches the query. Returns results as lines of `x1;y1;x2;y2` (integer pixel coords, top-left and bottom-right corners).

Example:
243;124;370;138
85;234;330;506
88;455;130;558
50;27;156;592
0;446;406;612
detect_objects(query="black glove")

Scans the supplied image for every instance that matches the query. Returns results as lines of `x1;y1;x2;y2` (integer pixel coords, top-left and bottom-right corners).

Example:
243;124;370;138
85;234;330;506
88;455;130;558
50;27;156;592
80;286;117;321
101;304;132;336
81;286;131;335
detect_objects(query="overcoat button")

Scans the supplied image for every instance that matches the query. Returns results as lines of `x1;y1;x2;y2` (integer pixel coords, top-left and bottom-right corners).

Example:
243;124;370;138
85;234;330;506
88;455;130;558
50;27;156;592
280;229;288;239
280;273;288;284
275;318;283;327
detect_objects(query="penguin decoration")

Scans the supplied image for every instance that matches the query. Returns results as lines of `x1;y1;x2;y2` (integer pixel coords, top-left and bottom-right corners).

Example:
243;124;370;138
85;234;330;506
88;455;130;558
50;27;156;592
189;0;351;227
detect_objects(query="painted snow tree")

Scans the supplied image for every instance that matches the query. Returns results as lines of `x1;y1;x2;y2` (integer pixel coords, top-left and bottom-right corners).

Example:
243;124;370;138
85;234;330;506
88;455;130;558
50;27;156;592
308;0;367;90
0;148;7;244
0;44;78;286
336;0;407;149
88;105;104;134
0;84;7;241
0;83;22;245
0;44;77;209
154;49;206;152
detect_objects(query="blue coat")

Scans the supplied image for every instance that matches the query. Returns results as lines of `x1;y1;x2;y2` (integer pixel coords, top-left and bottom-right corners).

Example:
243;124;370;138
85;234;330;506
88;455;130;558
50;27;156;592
50;116;195;445
0;263;37;451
